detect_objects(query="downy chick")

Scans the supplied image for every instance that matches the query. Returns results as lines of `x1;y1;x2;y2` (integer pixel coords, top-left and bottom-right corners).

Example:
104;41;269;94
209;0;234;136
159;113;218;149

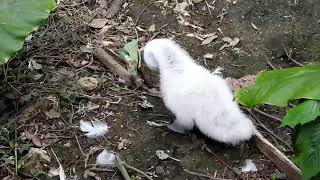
143;38;255;145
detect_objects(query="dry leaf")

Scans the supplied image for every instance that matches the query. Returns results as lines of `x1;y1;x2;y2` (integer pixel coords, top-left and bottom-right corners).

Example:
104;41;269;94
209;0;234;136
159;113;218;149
28;59;42;70
148;24;156;32
78;77;98;91
174;1;190;16
226;75;256;92
138;100;154;109
223;37;240;47
156;150;169;160
45;109;60;119
117;138;131;150
89;19;108;29
25;131;42;147
203;53;214;59
201;33;218;45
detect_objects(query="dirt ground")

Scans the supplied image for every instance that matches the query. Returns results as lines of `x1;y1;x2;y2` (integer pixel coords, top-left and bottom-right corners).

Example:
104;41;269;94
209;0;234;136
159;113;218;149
1;0;320;179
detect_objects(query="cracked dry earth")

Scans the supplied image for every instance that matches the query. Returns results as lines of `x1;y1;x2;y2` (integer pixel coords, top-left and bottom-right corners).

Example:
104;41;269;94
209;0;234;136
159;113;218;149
0;0;319;179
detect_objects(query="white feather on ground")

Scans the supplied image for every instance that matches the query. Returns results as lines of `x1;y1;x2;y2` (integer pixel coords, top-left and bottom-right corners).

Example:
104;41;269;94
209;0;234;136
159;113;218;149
79;120;109;138
96;149;115;167
241;159;258;173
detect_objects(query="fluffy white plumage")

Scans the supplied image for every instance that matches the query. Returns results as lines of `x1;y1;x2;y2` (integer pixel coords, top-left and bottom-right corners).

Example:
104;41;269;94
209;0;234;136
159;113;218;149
96;149;115;167
241;159;258;172
79;120;109;138
143;38;255;145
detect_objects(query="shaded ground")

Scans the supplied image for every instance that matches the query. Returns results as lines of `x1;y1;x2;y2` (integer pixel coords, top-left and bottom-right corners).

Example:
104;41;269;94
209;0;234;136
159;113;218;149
1;0;319;179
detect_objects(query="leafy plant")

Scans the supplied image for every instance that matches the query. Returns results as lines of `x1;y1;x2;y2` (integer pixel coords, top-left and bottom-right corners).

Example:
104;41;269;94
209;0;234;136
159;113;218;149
235;64;320;180
0;0;56;64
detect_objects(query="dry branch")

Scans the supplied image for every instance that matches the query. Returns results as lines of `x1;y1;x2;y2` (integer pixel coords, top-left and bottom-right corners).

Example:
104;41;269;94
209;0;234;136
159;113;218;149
253;130;301;180
106;0;126;18
203;144;244;180
93;47;143;88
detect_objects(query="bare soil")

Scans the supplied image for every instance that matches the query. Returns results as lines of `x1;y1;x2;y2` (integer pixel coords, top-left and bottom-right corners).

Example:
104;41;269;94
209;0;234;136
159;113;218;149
1;0;319;179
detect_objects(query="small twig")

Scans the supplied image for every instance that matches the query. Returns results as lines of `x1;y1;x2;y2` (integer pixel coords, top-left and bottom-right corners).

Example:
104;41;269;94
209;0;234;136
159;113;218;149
135;1;157;25
116;154;153;180
105;0;126;18
184;169;231;180
253;108;282;122
281;42;303;66
247;110;293;152
115;155;131;180
202;144;244;180
14;122;18;174
74;134;86;156
264;57;277;70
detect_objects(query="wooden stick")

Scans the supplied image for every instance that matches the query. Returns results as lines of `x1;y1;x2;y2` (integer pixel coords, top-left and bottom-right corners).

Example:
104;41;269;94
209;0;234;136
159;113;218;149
106;0;126;19
115;155;131;180
93;48;143;88
203;144;244;180
253;130;301;180
184;169;232;180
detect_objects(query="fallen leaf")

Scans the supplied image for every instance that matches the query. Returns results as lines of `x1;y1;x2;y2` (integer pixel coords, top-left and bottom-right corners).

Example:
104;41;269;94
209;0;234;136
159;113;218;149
48;168;60;177
100;25;112;34
251;22;258;30
88;18;108;29
87;101;100;111
32;74;43;80
80;43;93;53
117;138;131;150
174;1;190;16
226;75;256;92
148;24;156;32
138;100;154;109
45;109;60;119
28;59;42;70
203;53;214;59
27;148;51;162
201;33;218;45
156;150;169;160
120;40;140;76
78;77;98;91
221;37;240;49
24;131;42;147
102;41;114;47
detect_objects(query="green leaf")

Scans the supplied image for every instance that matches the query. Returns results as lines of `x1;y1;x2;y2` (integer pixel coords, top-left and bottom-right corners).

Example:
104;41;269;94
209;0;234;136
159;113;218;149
281;100;320;127
120;40;140;76
293;120;320;180
0;0;56;64
235;64;320;107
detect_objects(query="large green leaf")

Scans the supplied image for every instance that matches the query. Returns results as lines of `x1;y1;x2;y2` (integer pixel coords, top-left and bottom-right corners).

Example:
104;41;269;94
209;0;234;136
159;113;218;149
281;100;320;127
294;120;320;180
120;40;140;76
0;0;56;64
235;64;320;107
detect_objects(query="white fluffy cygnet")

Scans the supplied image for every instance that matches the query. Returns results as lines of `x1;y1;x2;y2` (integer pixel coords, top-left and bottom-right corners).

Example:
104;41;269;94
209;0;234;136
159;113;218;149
143;38;255;145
